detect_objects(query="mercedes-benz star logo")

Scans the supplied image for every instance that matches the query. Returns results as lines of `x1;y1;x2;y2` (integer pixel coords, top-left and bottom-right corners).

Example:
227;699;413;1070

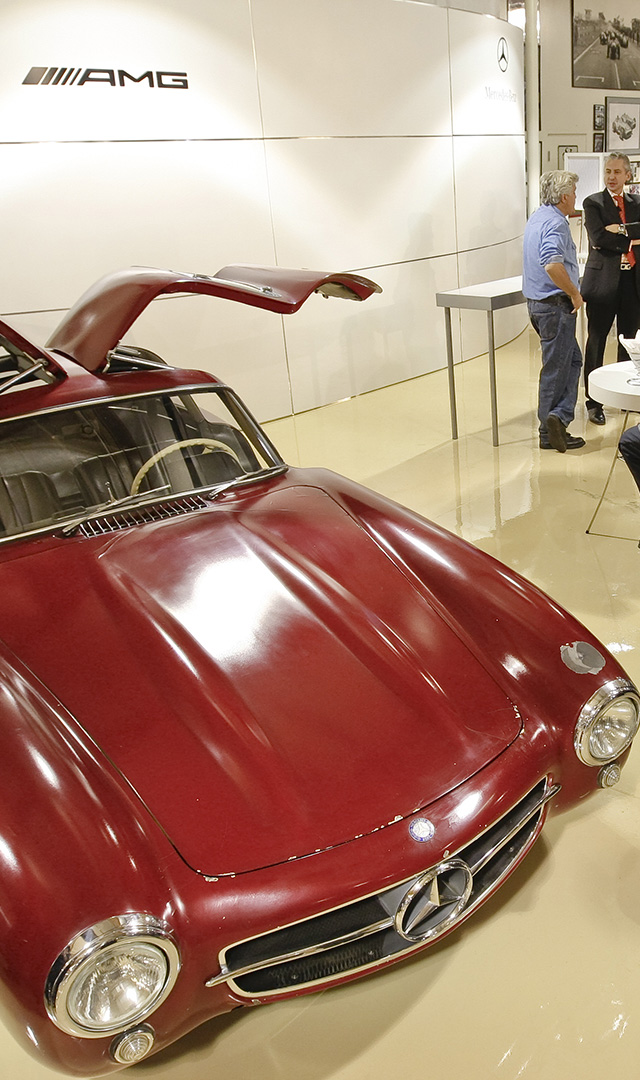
395;859;473;943
409;817;435;842
497;37;509;72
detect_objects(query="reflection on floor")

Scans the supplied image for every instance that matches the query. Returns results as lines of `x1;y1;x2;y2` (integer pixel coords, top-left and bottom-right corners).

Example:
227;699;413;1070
5;328;640;1080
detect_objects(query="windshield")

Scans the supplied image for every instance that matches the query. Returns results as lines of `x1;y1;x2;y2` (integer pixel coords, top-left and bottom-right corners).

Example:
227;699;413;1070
0;388;283;541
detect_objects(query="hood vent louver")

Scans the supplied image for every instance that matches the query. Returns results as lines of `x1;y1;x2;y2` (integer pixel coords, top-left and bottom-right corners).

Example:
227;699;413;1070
78;494;210;537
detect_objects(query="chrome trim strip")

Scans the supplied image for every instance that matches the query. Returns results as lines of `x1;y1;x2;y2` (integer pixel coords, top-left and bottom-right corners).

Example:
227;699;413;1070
205;916;393;988
0;382;221;425
465;782;560;876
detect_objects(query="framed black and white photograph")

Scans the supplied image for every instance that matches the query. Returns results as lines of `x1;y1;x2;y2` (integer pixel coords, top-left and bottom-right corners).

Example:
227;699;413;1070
606;96;640;153
557;143;578;168
593;103;605;130
573;5;640;89
593;131;605;152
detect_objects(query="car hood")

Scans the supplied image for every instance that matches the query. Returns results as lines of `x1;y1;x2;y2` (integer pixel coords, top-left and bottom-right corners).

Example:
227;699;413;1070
0;483;521;875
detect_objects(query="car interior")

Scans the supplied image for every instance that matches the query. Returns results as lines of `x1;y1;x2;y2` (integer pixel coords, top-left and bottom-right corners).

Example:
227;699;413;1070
0;391;265;539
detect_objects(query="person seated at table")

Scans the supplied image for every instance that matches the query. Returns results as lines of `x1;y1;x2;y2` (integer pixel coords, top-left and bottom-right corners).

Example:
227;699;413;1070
619;424;640;496
616;333;640;496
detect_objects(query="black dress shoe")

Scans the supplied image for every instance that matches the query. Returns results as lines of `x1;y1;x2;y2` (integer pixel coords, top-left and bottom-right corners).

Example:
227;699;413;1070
588;405;605;425
539;431;585;450
545;414;567;452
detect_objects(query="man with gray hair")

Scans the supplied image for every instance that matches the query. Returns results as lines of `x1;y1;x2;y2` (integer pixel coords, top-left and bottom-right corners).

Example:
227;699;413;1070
581;152;640;425
522;170;585;452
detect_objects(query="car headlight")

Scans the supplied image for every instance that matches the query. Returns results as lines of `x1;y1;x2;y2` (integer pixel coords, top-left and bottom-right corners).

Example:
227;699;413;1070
574;678;640;767
45;914;180;1038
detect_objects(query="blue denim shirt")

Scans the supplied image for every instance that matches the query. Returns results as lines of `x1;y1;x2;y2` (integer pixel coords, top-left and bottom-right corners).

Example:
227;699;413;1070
522;203;579;300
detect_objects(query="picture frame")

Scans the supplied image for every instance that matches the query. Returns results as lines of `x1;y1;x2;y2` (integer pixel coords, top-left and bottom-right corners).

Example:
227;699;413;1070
573;5;637;89
606;96;640;154
558;144;578;168
593;104;605;131
593;131;604;153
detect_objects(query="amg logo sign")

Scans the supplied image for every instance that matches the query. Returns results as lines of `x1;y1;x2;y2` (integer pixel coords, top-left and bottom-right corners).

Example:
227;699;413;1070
23;67;188;89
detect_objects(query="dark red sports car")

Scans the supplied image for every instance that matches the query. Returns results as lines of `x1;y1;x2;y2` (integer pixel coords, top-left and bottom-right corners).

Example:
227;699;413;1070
0;265;637;1075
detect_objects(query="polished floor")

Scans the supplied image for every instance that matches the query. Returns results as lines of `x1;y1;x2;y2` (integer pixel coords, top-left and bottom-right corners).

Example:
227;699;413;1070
5;326;640;1079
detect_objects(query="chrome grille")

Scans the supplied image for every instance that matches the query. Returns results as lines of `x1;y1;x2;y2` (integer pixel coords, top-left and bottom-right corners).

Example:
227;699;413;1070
77;495;209;537
207;777;558;997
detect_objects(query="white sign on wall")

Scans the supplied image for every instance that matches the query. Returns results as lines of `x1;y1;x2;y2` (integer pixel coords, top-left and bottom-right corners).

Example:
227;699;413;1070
449;12;524;136
0;0;263;141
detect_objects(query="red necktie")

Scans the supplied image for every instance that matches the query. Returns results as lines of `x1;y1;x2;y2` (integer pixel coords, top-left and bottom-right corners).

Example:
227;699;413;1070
614;193;636;266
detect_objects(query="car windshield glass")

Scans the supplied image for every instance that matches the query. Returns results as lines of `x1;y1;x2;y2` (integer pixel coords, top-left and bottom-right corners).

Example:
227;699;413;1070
0;388;282;540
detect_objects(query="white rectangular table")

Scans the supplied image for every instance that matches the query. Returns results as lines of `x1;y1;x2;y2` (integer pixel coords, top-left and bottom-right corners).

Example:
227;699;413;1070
436;276;525;447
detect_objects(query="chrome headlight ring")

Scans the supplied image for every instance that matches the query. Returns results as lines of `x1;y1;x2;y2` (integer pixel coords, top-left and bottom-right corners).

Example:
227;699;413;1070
574;678;640;767
45;914;180;1039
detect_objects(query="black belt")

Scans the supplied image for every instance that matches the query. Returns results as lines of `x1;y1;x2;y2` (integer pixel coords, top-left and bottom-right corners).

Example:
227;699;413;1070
533;293;572;305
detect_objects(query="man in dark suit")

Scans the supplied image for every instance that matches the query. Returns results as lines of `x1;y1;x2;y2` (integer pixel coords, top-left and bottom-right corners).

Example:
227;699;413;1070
582;152;640;425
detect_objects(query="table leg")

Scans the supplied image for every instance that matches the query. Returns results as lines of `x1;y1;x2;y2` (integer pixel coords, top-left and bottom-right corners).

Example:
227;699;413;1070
586;410;629;535
444;306;458;440
487;311;499;447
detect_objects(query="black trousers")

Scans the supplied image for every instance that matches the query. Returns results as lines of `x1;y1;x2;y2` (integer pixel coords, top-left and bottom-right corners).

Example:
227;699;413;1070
584;271;640;408
619;424;640;494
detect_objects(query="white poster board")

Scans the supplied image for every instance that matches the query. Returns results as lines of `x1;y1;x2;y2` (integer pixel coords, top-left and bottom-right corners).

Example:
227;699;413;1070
564;152;606;209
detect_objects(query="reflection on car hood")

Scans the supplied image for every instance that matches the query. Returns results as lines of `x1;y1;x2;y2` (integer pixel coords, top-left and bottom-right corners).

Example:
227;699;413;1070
0;483;521;875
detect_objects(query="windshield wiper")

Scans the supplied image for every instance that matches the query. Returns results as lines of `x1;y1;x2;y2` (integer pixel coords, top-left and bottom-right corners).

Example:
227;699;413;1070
60;485;172;536
59;466;287;536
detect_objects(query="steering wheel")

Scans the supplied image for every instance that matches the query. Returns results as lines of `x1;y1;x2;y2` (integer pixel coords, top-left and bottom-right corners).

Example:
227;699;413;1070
130;438;241;496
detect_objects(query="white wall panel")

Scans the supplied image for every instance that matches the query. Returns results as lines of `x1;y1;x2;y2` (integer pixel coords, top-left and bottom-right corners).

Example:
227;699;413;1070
265;137;456;270
0;0;525;420
419;0;506;13
0;0;262;141
457;237;528;360
453;134;526;254
252;0;452;138
284;257;459;414
449;12;524;136
0;140;277;314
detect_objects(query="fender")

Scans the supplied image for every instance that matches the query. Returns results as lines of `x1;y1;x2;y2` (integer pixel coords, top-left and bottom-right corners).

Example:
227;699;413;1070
0;638;184;1023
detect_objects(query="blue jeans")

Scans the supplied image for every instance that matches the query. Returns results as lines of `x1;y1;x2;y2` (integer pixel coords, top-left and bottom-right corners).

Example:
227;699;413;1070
527;297;583;436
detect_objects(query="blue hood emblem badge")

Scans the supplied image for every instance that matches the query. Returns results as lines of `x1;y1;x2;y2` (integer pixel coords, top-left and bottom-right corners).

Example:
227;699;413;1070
409;818;435;842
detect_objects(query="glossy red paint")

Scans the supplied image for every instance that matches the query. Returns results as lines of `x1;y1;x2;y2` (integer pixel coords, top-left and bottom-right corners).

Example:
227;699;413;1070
0;266;636;1075
0;461;634;1073
47;265;382;373
0;353;222;423
0;478;524;876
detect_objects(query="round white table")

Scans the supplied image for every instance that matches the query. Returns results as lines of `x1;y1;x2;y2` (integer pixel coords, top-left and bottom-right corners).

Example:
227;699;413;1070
586;361;639;536
588;360;640;410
